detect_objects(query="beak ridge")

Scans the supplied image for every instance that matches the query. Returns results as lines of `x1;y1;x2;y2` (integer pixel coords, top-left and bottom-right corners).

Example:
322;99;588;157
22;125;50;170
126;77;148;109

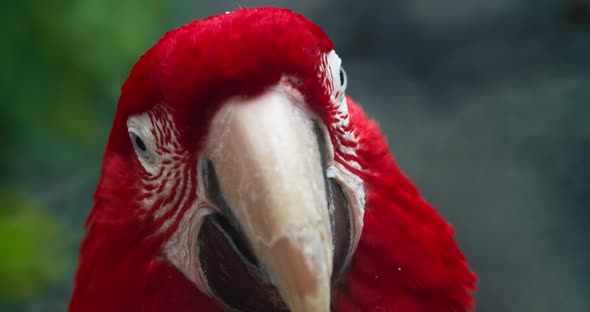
206;88;333;312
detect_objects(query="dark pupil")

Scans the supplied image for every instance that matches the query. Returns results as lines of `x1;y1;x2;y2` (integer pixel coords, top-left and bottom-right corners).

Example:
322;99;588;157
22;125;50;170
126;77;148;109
134;135;147;152
339;69;345;86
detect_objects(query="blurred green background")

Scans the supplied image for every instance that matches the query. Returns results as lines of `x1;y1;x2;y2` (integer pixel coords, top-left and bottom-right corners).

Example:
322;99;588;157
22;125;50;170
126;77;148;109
1;1;589;311
1;1;171;310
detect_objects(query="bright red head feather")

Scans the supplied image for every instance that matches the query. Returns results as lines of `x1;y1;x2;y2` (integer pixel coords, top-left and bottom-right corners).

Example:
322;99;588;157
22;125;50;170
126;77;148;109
70;7;476;312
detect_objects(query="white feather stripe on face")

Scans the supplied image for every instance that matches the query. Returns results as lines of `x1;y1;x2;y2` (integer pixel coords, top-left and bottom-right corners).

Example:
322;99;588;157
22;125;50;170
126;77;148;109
319;51;366;254
127;107;193;225
129;50;366;306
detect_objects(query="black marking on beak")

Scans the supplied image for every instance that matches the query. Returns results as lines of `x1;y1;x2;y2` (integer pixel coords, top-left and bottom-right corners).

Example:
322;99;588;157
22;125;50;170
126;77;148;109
313;122;353;283
198;214;288;312
201;159;259;266
197;122;353;311
199;159;287;311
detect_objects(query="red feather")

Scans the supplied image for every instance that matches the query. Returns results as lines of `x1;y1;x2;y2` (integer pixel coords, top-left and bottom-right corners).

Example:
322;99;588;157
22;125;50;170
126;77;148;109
332;98;477;311
70;7;476;311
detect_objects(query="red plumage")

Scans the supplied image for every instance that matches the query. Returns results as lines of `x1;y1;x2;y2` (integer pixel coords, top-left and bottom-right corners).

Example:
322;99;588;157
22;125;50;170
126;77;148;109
333;100;476;311
70;7;476;312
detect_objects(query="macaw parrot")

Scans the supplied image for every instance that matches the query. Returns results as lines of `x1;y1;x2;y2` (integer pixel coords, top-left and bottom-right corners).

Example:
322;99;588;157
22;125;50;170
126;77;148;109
69;7;476;312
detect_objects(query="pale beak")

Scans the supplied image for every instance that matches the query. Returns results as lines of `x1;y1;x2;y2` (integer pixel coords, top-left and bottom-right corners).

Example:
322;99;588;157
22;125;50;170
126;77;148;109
206;87;333;312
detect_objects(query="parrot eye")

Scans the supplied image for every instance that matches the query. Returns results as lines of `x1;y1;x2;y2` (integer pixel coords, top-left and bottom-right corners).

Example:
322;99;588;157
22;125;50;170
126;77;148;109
197;121;353;311
127;114;158;172
129;131;151;159
339;66;347;89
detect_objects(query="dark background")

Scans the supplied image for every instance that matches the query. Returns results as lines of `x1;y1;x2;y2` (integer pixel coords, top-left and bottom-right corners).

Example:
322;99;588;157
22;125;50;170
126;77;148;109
1;1;589;311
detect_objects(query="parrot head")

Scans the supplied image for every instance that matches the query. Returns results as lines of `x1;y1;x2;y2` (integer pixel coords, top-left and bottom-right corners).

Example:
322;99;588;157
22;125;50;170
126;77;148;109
70;7;476;312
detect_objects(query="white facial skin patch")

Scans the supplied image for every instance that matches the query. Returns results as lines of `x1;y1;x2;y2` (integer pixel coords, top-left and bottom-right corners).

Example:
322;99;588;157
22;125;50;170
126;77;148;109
141;50;366;312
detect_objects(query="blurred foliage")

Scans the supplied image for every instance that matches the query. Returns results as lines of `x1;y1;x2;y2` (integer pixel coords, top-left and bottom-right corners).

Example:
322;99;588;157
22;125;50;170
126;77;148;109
0;0;172;307
0;0;167;147
0;190;66;300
